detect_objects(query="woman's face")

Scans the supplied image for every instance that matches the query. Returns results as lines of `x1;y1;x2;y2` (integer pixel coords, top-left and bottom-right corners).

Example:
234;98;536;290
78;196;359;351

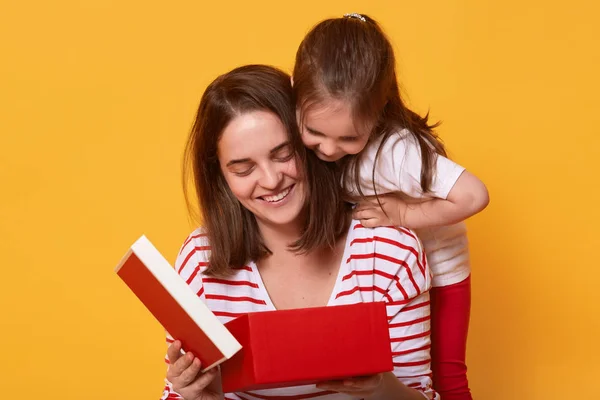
218;110;306;228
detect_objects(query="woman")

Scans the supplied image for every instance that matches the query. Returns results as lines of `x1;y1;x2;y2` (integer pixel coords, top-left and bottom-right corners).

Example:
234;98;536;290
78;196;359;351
161;65;438;400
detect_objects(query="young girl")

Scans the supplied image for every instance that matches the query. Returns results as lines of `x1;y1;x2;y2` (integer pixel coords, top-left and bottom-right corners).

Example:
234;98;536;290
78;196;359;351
292;13;489;400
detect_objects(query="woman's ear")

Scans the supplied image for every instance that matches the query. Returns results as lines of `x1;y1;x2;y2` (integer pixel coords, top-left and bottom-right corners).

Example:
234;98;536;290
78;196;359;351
290;76;294;87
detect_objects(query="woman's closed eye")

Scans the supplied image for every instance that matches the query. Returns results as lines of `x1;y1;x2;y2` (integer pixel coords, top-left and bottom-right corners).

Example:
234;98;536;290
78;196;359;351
272;144;295;162
230;163;255;177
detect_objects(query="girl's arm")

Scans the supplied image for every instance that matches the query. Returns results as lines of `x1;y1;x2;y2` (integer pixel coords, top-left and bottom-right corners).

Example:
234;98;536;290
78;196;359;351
395;169;489;229
353;134;489;229
354;170;488;229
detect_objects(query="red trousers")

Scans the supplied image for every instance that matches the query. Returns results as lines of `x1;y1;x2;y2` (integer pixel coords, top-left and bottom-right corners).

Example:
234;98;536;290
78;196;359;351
430;275;473;400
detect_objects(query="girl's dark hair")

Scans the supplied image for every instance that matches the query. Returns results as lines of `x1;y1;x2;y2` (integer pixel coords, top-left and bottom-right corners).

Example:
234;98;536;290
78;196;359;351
183;64;350;277
293;14;447;197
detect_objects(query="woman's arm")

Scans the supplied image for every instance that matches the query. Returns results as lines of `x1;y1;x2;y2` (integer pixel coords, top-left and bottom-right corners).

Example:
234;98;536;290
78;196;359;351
162;231;232;400
317;371;426;400
370;372;428;400
318;227;438;399
375;230;438;399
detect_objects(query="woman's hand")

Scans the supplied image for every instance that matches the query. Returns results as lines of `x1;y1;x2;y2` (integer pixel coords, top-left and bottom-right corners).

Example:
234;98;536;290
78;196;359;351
166;340;223;400
316;374;384;398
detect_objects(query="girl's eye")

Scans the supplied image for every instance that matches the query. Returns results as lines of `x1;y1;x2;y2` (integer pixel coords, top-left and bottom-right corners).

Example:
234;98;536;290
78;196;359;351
341;136;358;142
306;128;323;137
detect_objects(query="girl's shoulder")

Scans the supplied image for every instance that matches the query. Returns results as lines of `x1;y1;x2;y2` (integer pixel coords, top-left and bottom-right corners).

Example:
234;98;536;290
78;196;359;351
362;128;418;158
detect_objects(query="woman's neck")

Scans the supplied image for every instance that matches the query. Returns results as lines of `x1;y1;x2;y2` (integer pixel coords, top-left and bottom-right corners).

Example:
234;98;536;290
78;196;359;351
257;219;304;255
254;220;349;310
256;218;347;272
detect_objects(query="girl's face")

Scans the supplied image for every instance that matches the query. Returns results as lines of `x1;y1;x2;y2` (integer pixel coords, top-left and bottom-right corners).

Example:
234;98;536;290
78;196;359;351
298;99;371;162
218;110;306;229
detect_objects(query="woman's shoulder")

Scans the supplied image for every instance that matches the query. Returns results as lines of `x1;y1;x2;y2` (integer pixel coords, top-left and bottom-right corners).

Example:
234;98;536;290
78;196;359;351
180;227;210;247
346;220;424;256
345;221;426;270
175;227;211;277
343;221;430;294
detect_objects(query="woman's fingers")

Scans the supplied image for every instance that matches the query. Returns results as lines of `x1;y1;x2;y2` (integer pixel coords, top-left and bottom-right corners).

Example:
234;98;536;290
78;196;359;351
166;343;196;385
343;374;382;389
186;366;219;392
166;340;183;365
317;380;356;392
316;374;383;394
177;355;202;387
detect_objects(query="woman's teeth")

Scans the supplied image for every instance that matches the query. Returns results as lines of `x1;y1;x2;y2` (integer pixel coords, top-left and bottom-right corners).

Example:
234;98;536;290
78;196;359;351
262;186;292;203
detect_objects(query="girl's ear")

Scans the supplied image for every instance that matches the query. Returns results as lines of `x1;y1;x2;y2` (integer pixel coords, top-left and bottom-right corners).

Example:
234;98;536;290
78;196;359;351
290;76;294;87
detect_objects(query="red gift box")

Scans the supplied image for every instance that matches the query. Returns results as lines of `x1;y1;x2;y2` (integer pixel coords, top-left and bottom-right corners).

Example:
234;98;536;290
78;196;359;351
221;302;393;393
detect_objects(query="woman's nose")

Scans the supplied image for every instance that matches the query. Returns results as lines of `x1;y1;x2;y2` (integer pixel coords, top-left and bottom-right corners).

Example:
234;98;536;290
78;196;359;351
258;164;282;189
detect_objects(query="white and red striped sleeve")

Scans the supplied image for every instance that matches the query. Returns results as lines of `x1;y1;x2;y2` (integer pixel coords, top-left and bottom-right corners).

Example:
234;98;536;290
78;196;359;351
381;227;439;400
160;230;211;400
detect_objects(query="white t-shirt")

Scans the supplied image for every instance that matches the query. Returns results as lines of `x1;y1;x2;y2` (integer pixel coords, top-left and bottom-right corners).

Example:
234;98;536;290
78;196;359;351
345;129;470;287
162;223;439;400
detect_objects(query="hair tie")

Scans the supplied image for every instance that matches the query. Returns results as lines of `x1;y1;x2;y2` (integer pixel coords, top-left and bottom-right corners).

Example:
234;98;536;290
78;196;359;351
343;13;366;22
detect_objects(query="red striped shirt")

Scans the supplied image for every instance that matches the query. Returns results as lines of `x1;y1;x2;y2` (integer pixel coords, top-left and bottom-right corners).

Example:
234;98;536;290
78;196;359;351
162;223;438;400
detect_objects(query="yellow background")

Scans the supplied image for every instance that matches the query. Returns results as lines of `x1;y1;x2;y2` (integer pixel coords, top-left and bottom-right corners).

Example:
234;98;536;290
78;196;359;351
1;0;598;398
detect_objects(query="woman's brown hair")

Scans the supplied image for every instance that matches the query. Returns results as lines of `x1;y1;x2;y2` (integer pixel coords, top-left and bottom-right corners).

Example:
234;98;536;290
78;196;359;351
183;64;350;277
293;14;447;197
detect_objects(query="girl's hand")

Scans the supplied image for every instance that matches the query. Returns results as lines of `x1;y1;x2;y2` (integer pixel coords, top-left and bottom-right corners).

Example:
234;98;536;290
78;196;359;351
316;374;384;398
353;195;411;228
166;340;223;400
